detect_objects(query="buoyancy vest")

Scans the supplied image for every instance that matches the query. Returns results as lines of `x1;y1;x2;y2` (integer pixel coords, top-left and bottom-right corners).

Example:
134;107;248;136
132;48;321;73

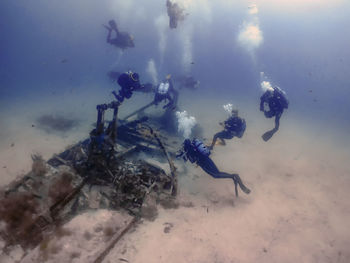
193;139;210;157
273;87;289;109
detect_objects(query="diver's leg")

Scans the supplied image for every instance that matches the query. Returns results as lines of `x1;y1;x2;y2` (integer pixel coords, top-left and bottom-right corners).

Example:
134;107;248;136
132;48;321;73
209;131;226;150
220;131;234;145
163;94;173;109
262;111;280;141
219;138;226;145
274;111;282;131
208;169;250;196
208;132;220;150
220;172;251;196
198;157;250;196
197;157;220;176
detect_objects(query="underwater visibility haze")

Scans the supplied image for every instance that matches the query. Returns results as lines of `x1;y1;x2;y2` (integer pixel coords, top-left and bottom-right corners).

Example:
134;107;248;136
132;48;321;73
1;0;350;262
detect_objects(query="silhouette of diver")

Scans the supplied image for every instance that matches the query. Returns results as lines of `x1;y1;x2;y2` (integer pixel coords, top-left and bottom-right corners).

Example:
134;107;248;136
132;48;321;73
209;109;246;150
260;86;289;141
104;20;134;50
154;75;178;110
166;0;186;29
177;138;251;196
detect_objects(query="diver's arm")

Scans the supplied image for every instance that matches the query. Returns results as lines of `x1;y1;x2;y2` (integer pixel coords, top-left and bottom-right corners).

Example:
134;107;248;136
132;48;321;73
176;149;185;159
112;90;119;99
260;92;270;111
223;118;232;130
135;83;154;93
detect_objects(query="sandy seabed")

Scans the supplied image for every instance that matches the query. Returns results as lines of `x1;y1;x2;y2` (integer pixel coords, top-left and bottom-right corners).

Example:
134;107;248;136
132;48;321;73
1;90;350;263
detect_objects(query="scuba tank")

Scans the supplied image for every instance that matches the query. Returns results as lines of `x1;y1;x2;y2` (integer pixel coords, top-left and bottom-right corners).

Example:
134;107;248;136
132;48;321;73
158;82;169;95
193;139;210;157
274;87;289;109
237;119;246;138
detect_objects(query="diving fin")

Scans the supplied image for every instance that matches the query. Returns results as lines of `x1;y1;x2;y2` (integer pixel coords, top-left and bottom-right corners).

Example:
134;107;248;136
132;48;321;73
262;130;275;141
233;174;251;196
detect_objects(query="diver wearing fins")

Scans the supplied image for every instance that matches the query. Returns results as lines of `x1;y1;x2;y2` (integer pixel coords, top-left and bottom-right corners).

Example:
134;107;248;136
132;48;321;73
260;85;289;141
177;138;251;196
208;109;246;150
104;19;135;50
154;75;178;110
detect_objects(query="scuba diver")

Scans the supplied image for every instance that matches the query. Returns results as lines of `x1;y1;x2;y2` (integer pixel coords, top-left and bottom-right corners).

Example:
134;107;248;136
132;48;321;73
112;71;143;103
108;70;153;93
154;75;178;110
166;0;186;29
177;138;251;197
208;109;246;150
103;19;135;50
260;85;289;141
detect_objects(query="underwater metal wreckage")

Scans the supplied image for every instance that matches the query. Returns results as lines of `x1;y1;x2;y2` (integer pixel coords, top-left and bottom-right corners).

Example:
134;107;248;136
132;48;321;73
0;101;178;257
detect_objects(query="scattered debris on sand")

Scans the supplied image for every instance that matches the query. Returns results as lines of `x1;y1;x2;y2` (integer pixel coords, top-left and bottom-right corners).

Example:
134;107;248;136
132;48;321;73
0;113;179;262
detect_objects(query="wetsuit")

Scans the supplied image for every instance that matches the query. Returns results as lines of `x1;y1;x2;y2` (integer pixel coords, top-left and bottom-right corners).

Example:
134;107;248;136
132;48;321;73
177;139;250;196
260;87;289;141
209;115;246;150
112;72;142;103
105;20;134;49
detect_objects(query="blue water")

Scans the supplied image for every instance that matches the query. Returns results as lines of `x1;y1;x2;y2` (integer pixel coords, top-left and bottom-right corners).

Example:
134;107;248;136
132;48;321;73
1;0;350;130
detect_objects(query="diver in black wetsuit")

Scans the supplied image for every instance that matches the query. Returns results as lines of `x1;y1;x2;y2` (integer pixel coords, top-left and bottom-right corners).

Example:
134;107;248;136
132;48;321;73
104;20;135;50
177;138;251;196
154;75;178;110
108;71;153;93
208;109;246;150
260;86;289;141
112;71;142;103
